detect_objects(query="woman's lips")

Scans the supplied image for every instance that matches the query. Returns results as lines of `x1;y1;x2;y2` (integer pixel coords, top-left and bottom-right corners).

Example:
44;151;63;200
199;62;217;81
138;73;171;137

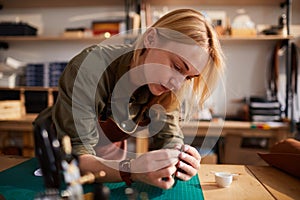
160;84;170;91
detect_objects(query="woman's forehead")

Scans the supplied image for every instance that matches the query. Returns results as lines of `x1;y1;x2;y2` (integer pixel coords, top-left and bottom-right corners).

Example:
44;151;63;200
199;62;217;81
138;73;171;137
155;41;209;73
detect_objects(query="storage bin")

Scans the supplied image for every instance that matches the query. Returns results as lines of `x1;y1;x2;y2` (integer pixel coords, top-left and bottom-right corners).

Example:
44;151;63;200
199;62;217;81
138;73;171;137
0;100;24;120
0;73;16;88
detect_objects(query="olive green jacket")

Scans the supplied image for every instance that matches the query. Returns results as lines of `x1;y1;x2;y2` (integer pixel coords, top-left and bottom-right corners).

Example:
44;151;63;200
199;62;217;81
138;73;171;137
51;44;184;156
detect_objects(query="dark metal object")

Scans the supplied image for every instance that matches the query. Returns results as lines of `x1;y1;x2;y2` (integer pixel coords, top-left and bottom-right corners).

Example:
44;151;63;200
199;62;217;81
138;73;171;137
34;116;62;190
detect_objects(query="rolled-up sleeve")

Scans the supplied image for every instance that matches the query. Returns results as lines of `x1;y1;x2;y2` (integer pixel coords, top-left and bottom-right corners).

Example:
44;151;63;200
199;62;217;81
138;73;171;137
149;93;184;150
53;46;109;156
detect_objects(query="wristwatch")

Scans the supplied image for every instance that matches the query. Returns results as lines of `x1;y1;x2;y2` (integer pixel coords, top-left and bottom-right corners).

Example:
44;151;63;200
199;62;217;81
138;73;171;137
119;159;133;186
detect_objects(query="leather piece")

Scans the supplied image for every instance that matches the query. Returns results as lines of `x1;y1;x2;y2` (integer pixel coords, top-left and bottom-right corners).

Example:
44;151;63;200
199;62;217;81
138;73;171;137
258;153;300;178
258;138;300;178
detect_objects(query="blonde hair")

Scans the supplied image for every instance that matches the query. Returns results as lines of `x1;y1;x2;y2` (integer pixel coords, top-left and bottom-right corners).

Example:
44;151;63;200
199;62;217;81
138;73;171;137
133;8;225;115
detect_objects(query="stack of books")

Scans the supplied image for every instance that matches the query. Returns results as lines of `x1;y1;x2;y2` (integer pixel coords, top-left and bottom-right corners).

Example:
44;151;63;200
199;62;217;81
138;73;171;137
26;63;45;87
249;97;282;122
26;62;67;87
49;62;67;87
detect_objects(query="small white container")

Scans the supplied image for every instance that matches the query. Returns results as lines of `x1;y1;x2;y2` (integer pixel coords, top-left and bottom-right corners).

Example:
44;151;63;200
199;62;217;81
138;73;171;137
215;172;233;188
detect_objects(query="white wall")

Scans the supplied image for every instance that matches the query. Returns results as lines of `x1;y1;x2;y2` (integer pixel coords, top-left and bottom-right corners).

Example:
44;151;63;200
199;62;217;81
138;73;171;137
0;3;299;117
0;6;125;62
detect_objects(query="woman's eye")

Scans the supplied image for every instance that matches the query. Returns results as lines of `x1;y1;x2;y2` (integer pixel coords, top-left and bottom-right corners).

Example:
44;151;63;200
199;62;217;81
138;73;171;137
174;64;181;72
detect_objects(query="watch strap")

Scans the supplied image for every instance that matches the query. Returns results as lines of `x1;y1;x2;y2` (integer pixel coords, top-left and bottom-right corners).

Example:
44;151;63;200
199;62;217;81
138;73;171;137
119;159;133;186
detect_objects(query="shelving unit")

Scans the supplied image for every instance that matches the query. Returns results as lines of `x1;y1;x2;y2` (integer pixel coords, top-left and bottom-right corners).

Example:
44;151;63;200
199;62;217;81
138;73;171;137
0;86;57;157
140;0;293;124
0;0;285;8
143;0;284;6
0;35;294;42
0;33;141;50
0;0;296;161
0;86;58;113
0;36;107;42
0;0;125;8
1;35;293;117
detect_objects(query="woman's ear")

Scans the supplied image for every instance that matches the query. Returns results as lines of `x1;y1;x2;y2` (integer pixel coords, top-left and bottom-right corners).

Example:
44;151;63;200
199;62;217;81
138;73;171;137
144;28;157;48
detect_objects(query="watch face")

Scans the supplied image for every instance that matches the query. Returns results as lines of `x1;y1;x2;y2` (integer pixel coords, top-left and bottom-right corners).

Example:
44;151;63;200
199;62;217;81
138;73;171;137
120;160;131;172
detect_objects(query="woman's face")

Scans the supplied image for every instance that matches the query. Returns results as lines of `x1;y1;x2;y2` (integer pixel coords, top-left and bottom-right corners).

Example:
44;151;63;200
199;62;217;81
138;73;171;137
140;28;209;96
143;45;201;96
144;49;199;96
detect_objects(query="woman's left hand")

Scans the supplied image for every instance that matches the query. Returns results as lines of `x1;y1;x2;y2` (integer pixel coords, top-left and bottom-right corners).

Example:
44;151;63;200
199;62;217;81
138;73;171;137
175;144;201;181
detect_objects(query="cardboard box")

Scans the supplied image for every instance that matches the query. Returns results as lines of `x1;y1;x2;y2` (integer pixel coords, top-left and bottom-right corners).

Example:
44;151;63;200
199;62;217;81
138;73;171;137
0;100;24;120
0;73;16;88
231;28;257;36
0;57;26;87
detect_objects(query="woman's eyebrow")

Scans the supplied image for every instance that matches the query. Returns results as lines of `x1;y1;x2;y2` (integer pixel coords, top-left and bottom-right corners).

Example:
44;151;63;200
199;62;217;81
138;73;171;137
187;74;200;79
183;61;189;71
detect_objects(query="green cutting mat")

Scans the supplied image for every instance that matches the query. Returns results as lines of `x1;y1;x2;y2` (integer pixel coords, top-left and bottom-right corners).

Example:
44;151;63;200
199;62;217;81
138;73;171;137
0;158;204;200
105;175;203;200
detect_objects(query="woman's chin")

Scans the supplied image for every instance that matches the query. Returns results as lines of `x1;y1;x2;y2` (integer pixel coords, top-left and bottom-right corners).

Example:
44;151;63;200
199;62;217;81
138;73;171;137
148;84;168;96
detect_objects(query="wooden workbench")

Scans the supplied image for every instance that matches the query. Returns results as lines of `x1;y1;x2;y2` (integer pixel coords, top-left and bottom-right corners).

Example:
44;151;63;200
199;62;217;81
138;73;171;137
0;156;299;199
198;164;300;200
0;114;37;157
0;115;291;162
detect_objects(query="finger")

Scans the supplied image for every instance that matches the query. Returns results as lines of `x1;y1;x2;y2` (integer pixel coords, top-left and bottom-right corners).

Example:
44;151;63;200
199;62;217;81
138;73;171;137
146;166;176;190
179;152;200;170
151;157;179;172
176;169;192;181
134;157;178;173
174;143;183;151
149;149;180;161
183;145;201;161
177;160;198;177
155;165;177;178
132;150;179;173
143;166;177;189
156;175;175;189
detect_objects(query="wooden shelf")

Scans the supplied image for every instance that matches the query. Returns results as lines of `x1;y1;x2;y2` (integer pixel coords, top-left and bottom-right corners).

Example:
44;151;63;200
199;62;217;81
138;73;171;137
144;0;284;6
0;87;58;110
0;36;107;42
219;35;293;41
0;0;285;9
0;86;58;92
0;35;293;43
0;0;125;8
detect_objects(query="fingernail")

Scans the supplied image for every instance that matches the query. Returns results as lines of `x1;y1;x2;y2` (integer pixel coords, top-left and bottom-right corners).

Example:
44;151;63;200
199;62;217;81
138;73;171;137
180;152;186;158
177;161;181;167
176;171;181;178
184;145;189;152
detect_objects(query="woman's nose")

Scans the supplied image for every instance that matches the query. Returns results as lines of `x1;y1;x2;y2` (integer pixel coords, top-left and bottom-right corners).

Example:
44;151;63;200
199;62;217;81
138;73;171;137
167;75;185;91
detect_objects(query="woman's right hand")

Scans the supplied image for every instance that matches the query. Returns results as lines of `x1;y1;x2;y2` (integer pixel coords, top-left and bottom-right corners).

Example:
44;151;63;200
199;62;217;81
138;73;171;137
130;149;180;189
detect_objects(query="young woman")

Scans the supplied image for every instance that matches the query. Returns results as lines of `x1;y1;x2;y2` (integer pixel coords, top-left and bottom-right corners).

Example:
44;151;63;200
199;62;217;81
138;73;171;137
36;8;224;189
